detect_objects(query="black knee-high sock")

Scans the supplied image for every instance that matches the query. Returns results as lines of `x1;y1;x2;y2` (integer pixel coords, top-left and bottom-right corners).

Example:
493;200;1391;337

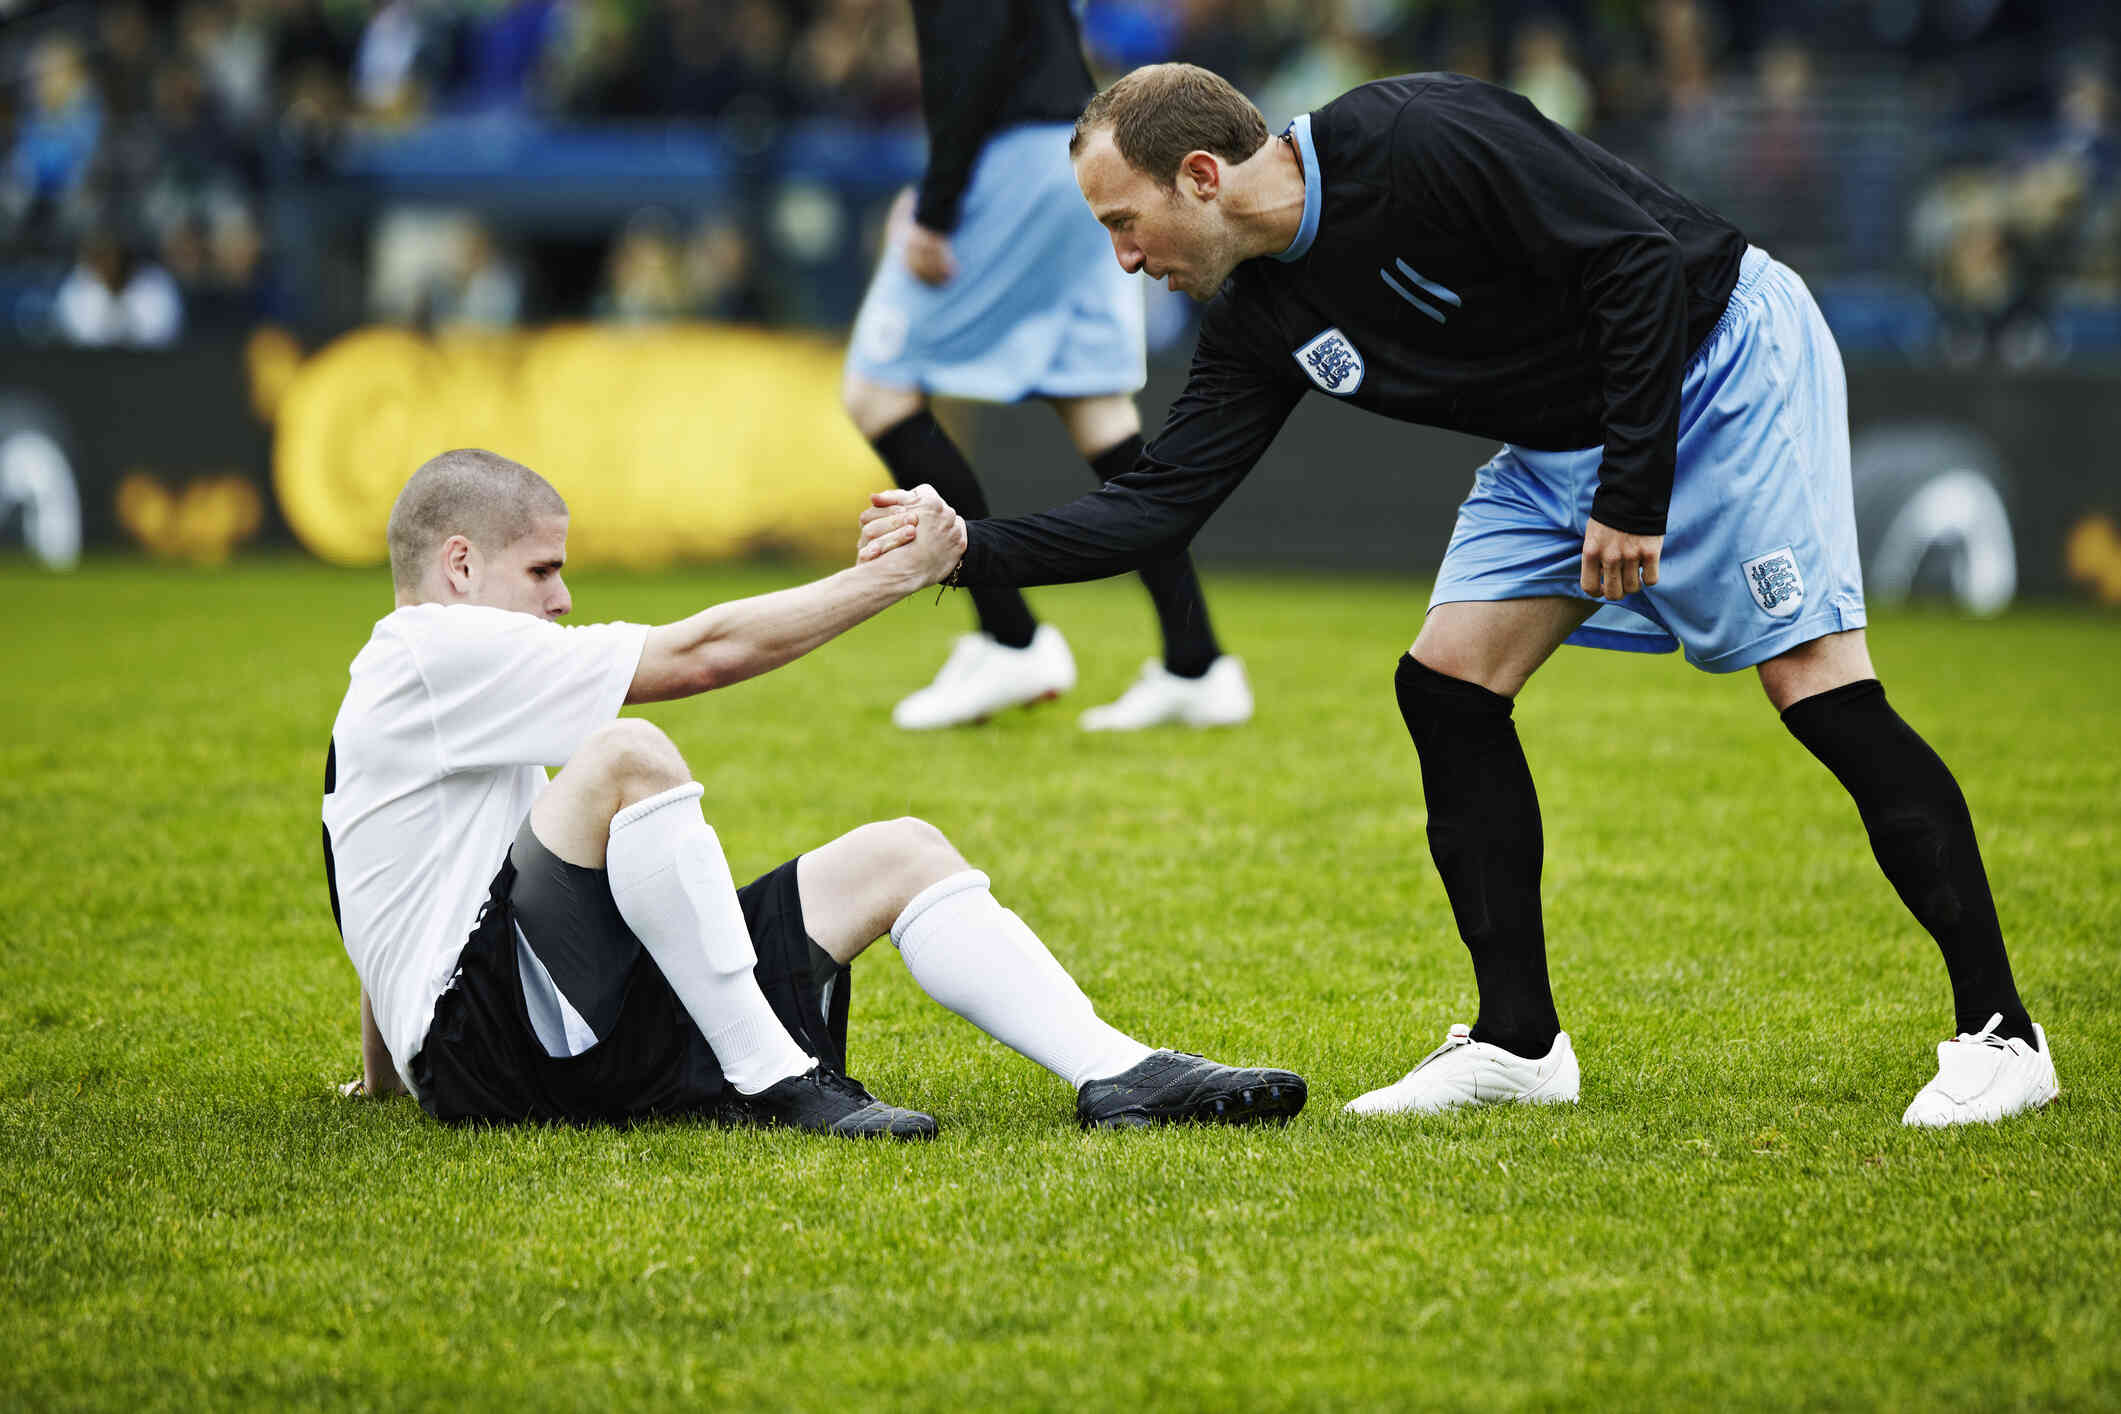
1090;435;1220;679
1394;653;1561;1058
1781;678;2032;1041
871;410;1037;648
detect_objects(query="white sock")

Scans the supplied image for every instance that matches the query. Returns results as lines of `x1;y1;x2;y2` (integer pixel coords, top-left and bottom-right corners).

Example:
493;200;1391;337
890;870;1153;1088
603;783;814;1094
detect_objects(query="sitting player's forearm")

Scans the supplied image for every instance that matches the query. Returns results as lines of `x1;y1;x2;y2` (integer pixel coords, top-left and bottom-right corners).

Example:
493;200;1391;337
645;562;912;698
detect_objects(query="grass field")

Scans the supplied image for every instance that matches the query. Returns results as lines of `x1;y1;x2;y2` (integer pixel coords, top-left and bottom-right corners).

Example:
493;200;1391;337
2;556;2116;1411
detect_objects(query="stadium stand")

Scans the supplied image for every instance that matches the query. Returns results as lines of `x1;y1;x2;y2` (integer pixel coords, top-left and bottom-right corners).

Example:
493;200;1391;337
0;0;2114;361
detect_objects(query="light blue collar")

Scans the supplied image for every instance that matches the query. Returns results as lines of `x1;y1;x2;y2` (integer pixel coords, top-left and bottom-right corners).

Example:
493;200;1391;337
1272;113;1322;263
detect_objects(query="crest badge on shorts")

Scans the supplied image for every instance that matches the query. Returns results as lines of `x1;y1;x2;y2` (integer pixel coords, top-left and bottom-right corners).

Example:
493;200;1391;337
1293;327;1365;396
1742;546;1805;617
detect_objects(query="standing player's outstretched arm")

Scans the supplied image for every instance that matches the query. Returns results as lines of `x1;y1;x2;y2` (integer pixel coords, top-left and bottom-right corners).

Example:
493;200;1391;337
861;300;1303;588
626;494;965;703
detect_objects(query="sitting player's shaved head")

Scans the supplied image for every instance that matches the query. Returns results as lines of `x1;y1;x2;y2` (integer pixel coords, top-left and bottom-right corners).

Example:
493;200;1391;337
387;449;567;593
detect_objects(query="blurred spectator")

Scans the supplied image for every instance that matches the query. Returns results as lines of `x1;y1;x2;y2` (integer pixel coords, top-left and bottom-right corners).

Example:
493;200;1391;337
683;215;760;321
597;207;686;323
440;219;522;327
4;36;103;244
455;0;571;116
353;0;448;123
1509;15;1594;132
613;0;798;123
791;0;919;123
93;1;160;123
52;225;183;345
1255;2;1388;128
1739;37;1828;265
182;0;275;133
368;207;520;328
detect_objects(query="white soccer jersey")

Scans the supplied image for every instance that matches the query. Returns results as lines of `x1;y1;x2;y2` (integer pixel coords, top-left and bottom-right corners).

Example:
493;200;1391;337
322;603;648;1093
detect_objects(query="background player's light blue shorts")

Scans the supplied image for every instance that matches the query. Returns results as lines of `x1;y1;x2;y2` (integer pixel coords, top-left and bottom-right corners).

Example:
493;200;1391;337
847;122;1146;403
1431;246;1867;673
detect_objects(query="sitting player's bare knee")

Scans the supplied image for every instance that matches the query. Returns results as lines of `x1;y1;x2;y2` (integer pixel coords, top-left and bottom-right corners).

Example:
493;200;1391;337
582;719;691;805
882;816;968;894
848;817;968;920
796;818;970;964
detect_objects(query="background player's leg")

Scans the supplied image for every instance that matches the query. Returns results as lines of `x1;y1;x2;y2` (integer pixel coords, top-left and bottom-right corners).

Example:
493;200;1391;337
1403;597;1595;1056
533;721;814;1094
796;818;1152;1086
845;371;1039;650
1051;394;1251;729
1763;630;2034;1041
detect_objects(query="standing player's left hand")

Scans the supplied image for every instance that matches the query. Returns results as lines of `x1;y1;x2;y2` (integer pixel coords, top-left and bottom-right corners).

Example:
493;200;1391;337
902;223;957;286
1580;517;1663;601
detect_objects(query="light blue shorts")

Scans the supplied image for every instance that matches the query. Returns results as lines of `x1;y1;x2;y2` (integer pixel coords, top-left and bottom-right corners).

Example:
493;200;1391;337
1430;246;1867;673
846;122;1147;403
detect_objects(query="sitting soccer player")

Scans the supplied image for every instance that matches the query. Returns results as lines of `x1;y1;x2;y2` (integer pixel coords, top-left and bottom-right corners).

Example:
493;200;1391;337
325;449;1305;1138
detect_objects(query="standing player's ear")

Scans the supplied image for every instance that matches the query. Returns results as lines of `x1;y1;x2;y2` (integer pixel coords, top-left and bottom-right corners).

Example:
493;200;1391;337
1181;150;1219;199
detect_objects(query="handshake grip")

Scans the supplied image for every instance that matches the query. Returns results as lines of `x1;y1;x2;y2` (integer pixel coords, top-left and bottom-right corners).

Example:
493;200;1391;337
858;484;968;587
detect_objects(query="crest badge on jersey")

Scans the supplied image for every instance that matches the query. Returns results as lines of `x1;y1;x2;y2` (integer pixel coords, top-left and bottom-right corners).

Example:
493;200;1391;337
1293;327;1364;396
1742;546;1805;617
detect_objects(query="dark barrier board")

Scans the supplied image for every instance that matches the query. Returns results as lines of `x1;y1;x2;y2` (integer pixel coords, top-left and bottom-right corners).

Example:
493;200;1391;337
1;333;2115;606
961;359;2121;607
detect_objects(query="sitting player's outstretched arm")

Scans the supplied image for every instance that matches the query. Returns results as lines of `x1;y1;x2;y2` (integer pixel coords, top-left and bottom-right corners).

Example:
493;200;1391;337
627;491;964;703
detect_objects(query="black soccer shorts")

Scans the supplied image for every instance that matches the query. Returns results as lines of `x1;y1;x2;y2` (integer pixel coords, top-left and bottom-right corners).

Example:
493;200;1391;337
410;818;852;1126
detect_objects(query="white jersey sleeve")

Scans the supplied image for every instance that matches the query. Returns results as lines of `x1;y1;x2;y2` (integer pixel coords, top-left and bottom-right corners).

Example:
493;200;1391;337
388;603;650;771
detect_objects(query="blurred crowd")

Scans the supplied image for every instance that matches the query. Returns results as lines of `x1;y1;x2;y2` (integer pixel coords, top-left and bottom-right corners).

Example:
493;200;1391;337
1;0;2115;362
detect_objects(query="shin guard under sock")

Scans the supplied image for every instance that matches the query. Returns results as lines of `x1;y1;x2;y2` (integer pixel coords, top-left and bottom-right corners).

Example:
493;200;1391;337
1090;434;1220;679
1780;679;2032;1041
872;410;1037;648
1394;654;1561;1058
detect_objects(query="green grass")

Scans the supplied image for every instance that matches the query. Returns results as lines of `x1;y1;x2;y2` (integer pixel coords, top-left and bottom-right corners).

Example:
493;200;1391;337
1;557;2116;1411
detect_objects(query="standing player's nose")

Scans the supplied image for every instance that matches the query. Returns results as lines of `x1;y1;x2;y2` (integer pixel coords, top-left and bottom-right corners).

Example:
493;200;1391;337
1112;234;1141;272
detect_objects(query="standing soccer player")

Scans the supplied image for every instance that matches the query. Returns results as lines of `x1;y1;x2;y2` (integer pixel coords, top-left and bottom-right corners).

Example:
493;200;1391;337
842;1;1252;732
862;64;2060;1127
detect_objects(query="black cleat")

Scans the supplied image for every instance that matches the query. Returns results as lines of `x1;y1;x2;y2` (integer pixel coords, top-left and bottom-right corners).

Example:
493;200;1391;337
1076;1050;1308;1130
721;1066;939;1141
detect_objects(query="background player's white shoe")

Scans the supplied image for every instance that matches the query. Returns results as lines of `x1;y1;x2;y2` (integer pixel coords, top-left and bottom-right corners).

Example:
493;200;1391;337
1078;655;1253;731
1344;1024;1579;1115
1902;1013;2058;1127
892;625;1076;730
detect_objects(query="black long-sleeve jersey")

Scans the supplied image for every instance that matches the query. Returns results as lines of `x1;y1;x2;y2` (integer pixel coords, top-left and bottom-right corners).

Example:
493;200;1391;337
955;73;1750;587
910;0;1096;234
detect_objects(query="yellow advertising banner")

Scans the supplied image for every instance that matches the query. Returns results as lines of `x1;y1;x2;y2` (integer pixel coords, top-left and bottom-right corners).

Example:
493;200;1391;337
272;324;883;567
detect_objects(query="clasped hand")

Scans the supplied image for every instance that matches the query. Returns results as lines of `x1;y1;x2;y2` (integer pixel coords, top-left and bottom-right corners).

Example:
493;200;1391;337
858;484;966;586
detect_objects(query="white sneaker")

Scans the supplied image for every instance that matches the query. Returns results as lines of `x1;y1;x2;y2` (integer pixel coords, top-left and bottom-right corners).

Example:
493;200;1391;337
1078;655;1253;731
1902;1013;2058;1127
1343;1024;1580;1116
891;625;1076;730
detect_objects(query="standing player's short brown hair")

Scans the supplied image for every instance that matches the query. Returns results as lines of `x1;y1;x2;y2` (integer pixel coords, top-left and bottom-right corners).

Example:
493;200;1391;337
386;448;567;593
1070;62;1271;188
